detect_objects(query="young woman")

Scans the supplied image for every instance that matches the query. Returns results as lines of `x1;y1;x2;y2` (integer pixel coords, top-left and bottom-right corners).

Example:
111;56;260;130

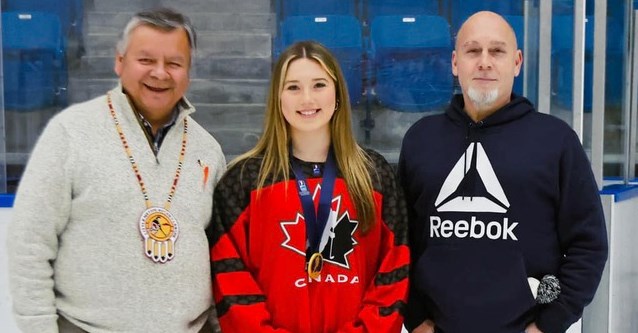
207;41;409;333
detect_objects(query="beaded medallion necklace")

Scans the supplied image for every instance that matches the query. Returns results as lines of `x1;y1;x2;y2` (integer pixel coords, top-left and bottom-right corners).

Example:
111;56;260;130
107;93;187;263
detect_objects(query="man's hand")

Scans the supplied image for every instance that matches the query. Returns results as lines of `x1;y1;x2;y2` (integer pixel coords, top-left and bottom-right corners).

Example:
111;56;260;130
525;322;543;333
412;319;435;333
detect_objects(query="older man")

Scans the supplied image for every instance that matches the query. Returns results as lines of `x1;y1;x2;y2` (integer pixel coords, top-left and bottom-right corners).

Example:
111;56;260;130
399;11;608;333
8;8;225;332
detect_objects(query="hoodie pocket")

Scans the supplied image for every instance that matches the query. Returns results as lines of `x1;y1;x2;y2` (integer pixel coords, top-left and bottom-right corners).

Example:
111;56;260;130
415;244;536;324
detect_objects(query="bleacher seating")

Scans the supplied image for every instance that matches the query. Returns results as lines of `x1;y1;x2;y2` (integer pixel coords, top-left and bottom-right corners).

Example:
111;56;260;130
278;0;357;17
4;0;84;56
450;0;523;30
277;15;365;104
273;0;359;56
370;15;453;112
2;11;68;110
366;0;439;20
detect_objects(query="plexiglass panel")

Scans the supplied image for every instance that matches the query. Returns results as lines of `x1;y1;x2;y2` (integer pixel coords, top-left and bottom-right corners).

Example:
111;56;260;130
1;0;636;194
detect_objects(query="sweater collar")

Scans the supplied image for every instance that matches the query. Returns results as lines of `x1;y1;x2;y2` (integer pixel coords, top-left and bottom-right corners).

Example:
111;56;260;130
108;84;196;125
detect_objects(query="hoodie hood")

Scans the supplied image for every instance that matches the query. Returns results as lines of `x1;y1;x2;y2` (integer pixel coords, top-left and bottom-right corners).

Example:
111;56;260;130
446;93;535;128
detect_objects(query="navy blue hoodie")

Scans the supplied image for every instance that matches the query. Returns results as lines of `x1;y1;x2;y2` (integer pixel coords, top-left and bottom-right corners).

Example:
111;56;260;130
398;94;608;333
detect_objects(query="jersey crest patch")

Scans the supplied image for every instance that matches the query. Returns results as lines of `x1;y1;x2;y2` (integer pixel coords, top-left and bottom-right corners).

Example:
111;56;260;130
280;184;359;269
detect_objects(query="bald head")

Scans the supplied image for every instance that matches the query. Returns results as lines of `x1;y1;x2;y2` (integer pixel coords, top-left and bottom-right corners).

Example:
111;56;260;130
452;11;523;121
456;11;518;51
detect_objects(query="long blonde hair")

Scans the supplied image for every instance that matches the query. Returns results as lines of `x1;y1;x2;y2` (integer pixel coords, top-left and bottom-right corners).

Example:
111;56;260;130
230;41;377;231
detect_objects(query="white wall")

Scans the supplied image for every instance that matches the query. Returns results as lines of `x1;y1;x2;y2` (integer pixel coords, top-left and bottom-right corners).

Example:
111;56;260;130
582;190;638;333
608;195;638;331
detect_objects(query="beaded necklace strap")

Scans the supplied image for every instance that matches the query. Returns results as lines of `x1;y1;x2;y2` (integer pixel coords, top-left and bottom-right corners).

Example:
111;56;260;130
107;93;187;210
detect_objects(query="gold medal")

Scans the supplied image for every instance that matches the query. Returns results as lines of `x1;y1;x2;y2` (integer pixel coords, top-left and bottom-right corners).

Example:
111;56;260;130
139;207;180;263
307;252;323;279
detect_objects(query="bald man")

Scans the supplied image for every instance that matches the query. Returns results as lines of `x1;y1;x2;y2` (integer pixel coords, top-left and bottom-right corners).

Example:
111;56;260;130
398;11;608;333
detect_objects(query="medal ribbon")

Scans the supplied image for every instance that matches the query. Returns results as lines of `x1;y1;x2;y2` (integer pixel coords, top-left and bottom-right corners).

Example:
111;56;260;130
290;146;337;258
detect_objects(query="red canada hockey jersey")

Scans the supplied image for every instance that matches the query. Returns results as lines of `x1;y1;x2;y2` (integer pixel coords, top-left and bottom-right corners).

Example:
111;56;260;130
208;149;409;333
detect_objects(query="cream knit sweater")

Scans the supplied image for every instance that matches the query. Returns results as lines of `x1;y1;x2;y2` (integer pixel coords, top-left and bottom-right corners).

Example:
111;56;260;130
8;86;226;333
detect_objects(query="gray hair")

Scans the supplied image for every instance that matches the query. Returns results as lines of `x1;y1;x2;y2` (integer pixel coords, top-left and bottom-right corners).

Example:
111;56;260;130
116;7;197;60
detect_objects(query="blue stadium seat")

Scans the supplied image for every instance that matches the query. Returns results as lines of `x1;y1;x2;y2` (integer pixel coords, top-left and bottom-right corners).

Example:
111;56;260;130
5;0;84;55
2;11;68;110
279;0;356;17
552;15;623;111
366;0;439;20
503;15;525;96
370;15;453;112
277;15;365;104
450;0;523;30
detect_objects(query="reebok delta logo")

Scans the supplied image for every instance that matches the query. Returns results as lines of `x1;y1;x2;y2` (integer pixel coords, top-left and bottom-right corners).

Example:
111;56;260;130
431;142;519;241
435;142;509;212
